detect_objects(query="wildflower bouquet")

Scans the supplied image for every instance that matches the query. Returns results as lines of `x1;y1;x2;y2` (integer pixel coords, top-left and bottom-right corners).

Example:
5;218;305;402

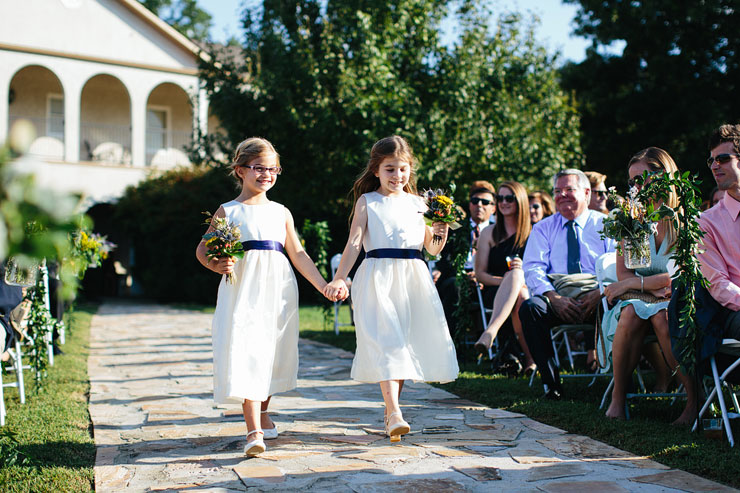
422;187;466;244
68;229;116;278
601;185;656;268
202;212;245;284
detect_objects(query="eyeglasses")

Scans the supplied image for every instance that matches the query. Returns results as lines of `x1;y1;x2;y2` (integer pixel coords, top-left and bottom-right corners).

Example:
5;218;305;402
552;187;577;197
627;170;660;189
242;165;282;175
707;153;740;168
470;197;493;206
592;190;608;198
496;194;516;203
531;203;541;210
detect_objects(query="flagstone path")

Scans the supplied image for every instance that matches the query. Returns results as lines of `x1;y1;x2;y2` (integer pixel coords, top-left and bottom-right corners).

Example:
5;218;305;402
89;302;735;492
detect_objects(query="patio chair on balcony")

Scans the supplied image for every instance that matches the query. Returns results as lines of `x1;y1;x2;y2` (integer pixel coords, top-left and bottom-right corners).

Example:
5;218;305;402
28;136;64;160
93;142;131;165
151;148;190;169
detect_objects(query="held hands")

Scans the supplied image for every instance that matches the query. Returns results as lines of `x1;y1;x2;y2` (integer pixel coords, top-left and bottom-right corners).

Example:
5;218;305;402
324;279;349;302
547;289;600;324
209;256;235;275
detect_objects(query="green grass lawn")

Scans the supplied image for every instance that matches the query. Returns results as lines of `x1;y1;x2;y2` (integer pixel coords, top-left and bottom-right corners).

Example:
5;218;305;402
298;304;740;489
0;304;97;493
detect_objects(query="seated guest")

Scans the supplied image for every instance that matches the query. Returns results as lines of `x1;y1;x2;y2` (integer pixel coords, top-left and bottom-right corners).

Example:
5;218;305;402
601;147;696;423
710;186;725;209
434;181;496;331
693;124;740;398
473;181;535;374
528;190;555;225
519;169;616;399
584;171;609;214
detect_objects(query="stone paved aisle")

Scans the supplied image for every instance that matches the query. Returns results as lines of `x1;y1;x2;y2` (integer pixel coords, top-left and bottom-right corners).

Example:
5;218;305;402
89;303;735;492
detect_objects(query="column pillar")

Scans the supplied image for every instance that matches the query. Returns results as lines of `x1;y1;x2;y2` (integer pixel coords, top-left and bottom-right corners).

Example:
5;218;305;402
0;70;10;145
64;78;81;163
130;90;147;167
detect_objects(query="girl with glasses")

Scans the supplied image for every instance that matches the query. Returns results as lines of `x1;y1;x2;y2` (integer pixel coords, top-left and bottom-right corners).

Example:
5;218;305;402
196;137;330;456
474;181;536;375
324;135;458;442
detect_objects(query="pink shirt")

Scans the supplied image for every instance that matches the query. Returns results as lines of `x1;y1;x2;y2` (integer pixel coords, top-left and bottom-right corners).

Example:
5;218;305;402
698;193;740;311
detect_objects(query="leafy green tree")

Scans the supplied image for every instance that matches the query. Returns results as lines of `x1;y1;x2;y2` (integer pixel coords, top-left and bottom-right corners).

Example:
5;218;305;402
560;0;739;191
139;0;212;42
198;0;582;242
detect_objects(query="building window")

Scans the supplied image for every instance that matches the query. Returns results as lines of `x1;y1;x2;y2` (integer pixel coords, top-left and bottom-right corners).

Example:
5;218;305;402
146;107;169;164
47;95;64;140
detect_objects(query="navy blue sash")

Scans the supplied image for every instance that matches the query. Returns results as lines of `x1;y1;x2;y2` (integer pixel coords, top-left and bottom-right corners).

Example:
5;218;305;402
241;240;287;256
366;248;423;260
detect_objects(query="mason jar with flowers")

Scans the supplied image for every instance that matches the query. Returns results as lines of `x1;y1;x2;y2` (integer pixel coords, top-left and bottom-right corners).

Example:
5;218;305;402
601;185;656;269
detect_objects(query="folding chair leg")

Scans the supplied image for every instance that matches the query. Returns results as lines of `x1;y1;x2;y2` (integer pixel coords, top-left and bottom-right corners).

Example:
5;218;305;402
563;336;575;369
14;339;25;404
709;357;735;446
600;378;614;409
0;369;5;427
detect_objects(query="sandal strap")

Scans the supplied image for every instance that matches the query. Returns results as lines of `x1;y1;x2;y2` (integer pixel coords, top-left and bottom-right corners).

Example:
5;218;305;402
246;430;264;438
388;411;403;419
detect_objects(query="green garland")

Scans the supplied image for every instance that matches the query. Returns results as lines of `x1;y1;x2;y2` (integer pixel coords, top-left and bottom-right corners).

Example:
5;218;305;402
638;171;706;373
23;274;57;390
451;219;475;348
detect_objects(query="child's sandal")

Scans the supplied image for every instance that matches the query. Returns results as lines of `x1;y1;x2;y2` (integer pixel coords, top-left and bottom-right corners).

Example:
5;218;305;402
260;410;279;440
386;412;410;442
244;430;266;456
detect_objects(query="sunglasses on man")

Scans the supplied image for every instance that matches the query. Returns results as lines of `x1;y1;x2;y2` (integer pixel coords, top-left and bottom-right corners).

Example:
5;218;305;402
470;197;493;206
591;190;608;198
707;153;740;168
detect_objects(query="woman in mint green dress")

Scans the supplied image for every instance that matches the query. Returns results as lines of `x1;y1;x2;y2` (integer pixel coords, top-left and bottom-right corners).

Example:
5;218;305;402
600;147;696;425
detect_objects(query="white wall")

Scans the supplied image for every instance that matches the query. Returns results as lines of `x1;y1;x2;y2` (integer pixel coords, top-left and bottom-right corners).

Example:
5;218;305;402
0;0;198;71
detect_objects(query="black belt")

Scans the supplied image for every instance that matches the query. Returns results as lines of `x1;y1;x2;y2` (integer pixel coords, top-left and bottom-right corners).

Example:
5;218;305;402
241;240;286;256
365;248;423;260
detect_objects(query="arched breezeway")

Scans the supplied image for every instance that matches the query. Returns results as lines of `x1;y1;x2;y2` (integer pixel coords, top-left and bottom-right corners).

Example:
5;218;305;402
79;73;132;165
145;82;192;168
8;65;66;160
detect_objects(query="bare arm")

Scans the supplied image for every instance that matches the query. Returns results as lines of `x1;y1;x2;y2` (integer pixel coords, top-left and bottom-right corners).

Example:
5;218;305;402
474;225;503;287
324;197;368;300
284;209;328;293
195;206;235;276
603;245;671;304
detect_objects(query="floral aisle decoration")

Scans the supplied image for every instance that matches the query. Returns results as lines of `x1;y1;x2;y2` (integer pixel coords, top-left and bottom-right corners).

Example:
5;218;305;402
201;212;245;284
23;272;61;390
67;229;116;278
421;186;465;244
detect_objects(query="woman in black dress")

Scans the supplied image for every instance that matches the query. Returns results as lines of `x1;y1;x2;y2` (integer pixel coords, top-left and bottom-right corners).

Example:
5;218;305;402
473;181;535;373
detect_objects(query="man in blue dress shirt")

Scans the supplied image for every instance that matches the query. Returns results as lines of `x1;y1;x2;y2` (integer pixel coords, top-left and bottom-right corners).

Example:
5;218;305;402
519;169;616;399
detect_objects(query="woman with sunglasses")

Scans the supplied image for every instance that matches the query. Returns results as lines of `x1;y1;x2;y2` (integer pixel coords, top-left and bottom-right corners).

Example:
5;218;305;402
528;191;555;225
601;147;696;424
585;171;609;214
474;181;535;374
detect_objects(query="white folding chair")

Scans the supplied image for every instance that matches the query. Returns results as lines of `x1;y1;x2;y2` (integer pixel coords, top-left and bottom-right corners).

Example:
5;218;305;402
692;338;740;446
330;254;353;335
